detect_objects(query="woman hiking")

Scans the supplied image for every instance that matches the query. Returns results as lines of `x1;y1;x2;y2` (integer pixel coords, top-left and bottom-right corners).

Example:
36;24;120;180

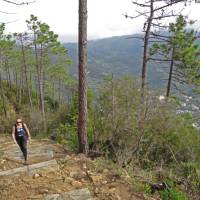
12;118;31;164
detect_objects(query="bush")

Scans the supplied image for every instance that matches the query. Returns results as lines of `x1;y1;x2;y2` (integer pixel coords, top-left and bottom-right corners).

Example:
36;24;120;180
178;162;200;191
48;88;94;151
160;188;188;200
91;76;200;194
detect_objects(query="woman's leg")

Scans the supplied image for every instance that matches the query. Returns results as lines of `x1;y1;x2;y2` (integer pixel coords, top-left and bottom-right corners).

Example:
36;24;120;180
21;136;28;161
16;136;27;161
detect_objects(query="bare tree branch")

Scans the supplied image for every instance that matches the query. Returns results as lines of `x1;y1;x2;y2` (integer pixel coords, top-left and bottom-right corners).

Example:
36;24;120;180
172;76;187;84
0;19;19;24
132;0;151;7
123;10;150;19
150;32;170;38
2;0;35;5
152;13;179;20
152;22;169;28
123;13;144;19
149;40;168;42
0;10;16;14
126;36;144;40
148;58;173;62
153;0;184;12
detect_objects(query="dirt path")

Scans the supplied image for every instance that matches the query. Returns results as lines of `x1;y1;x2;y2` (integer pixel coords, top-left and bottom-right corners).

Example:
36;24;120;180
0;136;158;200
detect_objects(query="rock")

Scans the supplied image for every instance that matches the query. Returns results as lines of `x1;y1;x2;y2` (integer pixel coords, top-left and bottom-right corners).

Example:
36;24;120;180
94;187;100;195
27;195;43;199
43;188;91;200
28;159;59;175
112;193;121;200
0;159;6;165
60;155;71;163
109;182;118;188
90;175;103;184
64;177;74;183
71;180;83;188
69;171;78;178
69;171;86;180
33;173;41;179
43;194;59;200
39;189;49;195
60;188;91;200
0;159;59;177
109;187;116;193
82;163;87;170
101;180;107;185
80;178;86;183
54;189;62;194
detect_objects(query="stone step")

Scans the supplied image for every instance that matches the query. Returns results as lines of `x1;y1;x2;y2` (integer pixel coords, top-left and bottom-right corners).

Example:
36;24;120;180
43;188;92;200
1;144;53;151
4;149;54;162
0;159;59;176
6;150;54;159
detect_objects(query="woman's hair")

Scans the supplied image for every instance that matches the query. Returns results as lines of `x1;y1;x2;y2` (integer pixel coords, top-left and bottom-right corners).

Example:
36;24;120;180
16;118;23;123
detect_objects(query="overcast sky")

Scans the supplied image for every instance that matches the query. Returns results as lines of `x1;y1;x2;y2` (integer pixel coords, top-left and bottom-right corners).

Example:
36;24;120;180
1;0;200;42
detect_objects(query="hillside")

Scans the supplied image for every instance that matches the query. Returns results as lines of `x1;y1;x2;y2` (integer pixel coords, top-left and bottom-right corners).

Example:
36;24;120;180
65;35;167;89
64;35;200;126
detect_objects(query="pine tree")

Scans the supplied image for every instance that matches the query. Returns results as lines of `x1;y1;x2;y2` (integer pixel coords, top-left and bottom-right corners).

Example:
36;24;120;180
78;0;89;154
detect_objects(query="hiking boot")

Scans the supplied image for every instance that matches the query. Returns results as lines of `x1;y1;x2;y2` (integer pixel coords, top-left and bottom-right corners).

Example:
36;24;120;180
23;160;29;165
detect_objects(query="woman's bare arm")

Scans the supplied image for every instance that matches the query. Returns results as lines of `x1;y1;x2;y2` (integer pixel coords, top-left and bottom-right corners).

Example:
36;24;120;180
23;123;31;139
12;126;17;144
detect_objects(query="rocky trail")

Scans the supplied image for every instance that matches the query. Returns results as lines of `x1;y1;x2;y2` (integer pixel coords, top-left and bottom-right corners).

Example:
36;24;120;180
0;136;160;200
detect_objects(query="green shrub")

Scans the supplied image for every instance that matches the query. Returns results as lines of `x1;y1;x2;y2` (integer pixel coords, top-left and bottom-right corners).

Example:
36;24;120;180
143;184;152;194
92;76;200;168
178;162;200;191
160;188;188;200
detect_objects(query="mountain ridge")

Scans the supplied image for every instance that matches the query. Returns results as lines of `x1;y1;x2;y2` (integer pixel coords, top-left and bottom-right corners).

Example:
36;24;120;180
64;34;169;90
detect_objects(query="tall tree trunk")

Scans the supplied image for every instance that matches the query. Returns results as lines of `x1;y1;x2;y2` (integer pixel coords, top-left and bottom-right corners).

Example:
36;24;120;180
166;46;175;97
34;74;40;109
39;45;46;131
78;0;89;154
29;72;32;95
141;0;154;92
13;65;19;103
0;73;7;117
7;65;12;89
18;70;23;105
58;78;61;103
5;61;9;85
33;33;46;131
52;81;55;103
34;32;41;108
5;59;11;89
21;39;33;108
111;73;115;125
14;66;18;87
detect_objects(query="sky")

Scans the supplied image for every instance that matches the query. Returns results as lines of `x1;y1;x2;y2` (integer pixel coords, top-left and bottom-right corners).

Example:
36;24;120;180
1;0;200;42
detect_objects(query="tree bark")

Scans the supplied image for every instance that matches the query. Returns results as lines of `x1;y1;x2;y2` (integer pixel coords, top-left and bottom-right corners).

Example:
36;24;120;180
5;59;11;89
20;38;33;108
166;46;175;97
13;66;18;87
58;78;61;103
0;73;7;117
34;74;40;109
78;0;89;154
141;0;154;91
39;45;46;131
33;31;46;131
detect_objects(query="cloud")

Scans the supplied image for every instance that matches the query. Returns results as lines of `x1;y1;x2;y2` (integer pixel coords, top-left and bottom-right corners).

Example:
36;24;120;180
1;0;200;42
